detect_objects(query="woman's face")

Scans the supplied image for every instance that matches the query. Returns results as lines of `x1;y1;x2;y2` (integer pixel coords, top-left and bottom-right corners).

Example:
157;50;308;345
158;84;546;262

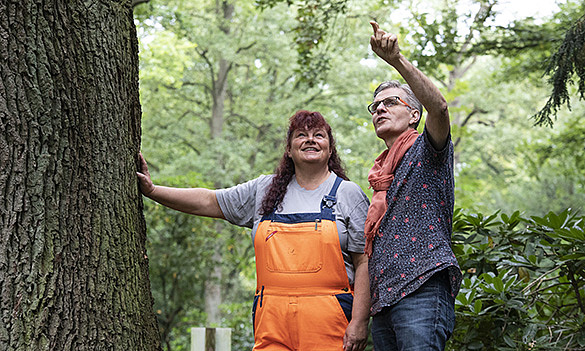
288;127;331;168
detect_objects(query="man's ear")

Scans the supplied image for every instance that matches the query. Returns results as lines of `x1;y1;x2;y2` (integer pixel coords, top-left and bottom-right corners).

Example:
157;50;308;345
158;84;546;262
410;110;421;126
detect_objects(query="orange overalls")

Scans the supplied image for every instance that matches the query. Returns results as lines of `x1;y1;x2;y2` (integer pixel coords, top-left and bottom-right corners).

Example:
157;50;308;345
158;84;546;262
252;177;353;350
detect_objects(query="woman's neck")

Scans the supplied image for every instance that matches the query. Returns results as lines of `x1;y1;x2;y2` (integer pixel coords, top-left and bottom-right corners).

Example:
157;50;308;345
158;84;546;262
294;166;331;190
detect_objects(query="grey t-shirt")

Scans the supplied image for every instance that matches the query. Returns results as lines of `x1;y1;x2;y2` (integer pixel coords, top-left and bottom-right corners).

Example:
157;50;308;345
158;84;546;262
216;172;370;284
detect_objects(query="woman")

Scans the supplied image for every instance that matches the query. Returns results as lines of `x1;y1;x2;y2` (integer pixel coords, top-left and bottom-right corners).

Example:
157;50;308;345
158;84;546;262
137;110;370;351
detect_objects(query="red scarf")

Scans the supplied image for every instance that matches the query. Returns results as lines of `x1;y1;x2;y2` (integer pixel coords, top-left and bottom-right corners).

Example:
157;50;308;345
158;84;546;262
364;129;419;257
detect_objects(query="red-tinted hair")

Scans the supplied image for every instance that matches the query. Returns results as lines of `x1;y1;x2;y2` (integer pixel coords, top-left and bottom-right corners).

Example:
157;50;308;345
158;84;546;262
260;110;348;215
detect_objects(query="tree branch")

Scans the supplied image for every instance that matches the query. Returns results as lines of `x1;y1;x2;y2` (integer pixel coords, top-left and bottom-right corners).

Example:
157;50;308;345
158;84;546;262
196;48;216;94
229;112;262;131
453;107;488;148
568;265;585;315
166;81;213;97
132;0;150;8
235;41;257;54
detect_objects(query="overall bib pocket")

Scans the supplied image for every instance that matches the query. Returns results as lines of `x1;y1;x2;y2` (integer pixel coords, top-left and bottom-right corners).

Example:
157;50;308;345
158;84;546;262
264;223;323;273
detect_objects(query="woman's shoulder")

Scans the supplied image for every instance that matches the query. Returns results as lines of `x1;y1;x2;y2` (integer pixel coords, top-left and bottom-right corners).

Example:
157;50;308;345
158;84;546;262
219;174;274;196
334;178;370;219
335;177;369;201
338;179;365;193
244;174;274;194
255;173;274;184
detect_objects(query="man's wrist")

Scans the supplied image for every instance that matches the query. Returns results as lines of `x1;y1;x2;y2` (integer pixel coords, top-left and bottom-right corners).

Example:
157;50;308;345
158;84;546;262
386;53;406;68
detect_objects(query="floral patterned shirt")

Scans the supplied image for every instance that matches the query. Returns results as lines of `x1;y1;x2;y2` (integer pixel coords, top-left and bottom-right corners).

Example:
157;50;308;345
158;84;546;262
369;129;462;315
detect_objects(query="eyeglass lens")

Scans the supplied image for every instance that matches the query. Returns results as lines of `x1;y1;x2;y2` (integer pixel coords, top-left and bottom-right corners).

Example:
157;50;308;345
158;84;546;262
369;97;400;113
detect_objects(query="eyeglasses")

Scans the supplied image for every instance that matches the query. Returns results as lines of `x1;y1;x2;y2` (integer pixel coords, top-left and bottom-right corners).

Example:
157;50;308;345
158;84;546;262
367;96;413;114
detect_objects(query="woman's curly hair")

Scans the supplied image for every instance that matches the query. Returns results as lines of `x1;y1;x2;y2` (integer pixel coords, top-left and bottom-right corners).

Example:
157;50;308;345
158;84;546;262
259;110;348;215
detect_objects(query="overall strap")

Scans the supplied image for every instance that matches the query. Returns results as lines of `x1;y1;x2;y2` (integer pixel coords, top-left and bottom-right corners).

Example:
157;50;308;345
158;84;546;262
320;176;343;219
260;176;343;222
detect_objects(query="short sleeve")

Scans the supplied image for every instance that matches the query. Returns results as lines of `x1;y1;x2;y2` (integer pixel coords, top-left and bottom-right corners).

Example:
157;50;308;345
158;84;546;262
422;128;452;164
215;175;272;228
336;181;370;254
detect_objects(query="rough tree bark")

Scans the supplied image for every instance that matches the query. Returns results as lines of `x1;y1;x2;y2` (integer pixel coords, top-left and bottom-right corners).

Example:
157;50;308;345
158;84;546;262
0;1;161;350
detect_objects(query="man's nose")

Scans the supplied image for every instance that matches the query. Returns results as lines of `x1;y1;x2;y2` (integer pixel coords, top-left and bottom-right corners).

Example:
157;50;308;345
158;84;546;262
376;101;387;113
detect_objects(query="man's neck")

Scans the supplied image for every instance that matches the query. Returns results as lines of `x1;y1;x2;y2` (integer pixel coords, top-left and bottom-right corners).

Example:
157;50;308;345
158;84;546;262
384;127;416;149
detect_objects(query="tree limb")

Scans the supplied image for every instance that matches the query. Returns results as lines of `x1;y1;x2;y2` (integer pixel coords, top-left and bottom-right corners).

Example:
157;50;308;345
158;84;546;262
235;41;257;54
568;265;585;315
132;0;150;8
196;48;216;94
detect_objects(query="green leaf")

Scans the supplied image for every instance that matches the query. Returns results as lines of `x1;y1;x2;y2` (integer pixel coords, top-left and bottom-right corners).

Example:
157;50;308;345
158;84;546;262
473;299;483;314
493;276;505;293
558;227;585;241
467;341;484;350
560;253;585;260
503;335;516;347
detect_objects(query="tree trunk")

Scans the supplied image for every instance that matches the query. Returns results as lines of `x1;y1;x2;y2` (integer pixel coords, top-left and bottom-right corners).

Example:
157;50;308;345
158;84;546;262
0;1;160;350
210;58;229;139
204;243;223;325
204;0;234;326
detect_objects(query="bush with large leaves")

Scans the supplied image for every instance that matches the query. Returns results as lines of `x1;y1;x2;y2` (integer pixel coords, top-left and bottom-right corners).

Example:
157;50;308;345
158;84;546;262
450;209;585;350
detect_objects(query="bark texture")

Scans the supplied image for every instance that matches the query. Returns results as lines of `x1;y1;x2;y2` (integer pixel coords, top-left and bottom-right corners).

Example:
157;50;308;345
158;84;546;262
0;1;161;350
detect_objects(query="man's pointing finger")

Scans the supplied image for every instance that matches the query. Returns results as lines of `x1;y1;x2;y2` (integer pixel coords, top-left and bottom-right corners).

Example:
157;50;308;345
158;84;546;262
370;20;379;34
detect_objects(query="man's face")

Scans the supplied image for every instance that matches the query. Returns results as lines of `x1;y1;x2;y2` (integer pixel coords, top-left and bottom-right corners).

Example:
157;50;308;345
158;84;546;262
371;88;418;141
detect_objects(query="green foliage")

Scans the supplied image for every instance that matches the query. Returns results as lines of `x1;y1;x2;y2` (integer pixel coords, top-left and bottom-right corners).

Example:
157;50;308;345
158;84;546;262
145;172;256;350
465;0;585;127
453;55;585;215
219;302;255;350
256;0;349;86
144;172;214;347
449;209;585;350
407;0;464;81
534;14;585;126
134;1;585;349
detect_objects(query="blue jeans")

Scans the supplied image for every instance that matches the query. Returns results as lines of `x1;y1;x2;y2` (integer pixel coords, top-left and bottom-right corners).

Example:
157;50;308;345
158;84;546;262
371;270;455;351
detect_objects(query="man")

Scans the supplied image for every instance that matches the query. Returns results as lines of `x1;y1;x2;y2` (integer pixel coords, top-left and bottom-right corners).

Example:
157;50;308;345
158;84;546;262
364;21;462;350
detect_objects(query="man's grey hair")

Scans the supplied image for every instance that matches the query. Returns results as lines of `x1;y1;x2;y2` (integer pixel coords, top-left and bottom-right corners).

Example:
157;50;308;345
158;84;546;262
373;80;423;129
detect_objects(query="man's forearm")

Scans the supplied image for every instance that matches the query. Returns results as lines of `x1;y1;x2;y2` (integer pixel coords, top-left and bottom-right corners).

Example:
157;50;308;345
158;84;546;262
388;53;450;148
388;54;449;118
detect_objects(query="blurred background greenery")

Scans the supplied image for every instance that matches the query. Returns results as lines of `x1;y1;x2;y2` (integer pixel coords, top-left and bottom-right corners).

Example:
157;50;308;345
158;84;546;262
132;0;585;349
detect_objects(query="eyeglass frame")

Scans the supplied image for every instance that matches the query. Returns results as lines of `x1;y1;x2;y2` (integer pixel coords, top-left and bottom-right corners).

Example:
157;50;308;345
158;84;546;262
367;96;413;114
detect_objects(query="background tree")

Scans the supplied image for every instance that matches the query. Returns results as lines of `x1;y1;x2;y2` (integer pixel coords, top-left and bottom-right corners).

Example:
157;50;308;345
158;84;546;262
256;0;350;86
534;13;585;126
464;0;585;126
135;0;315;344
0;0;160;350
133;0;584;349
